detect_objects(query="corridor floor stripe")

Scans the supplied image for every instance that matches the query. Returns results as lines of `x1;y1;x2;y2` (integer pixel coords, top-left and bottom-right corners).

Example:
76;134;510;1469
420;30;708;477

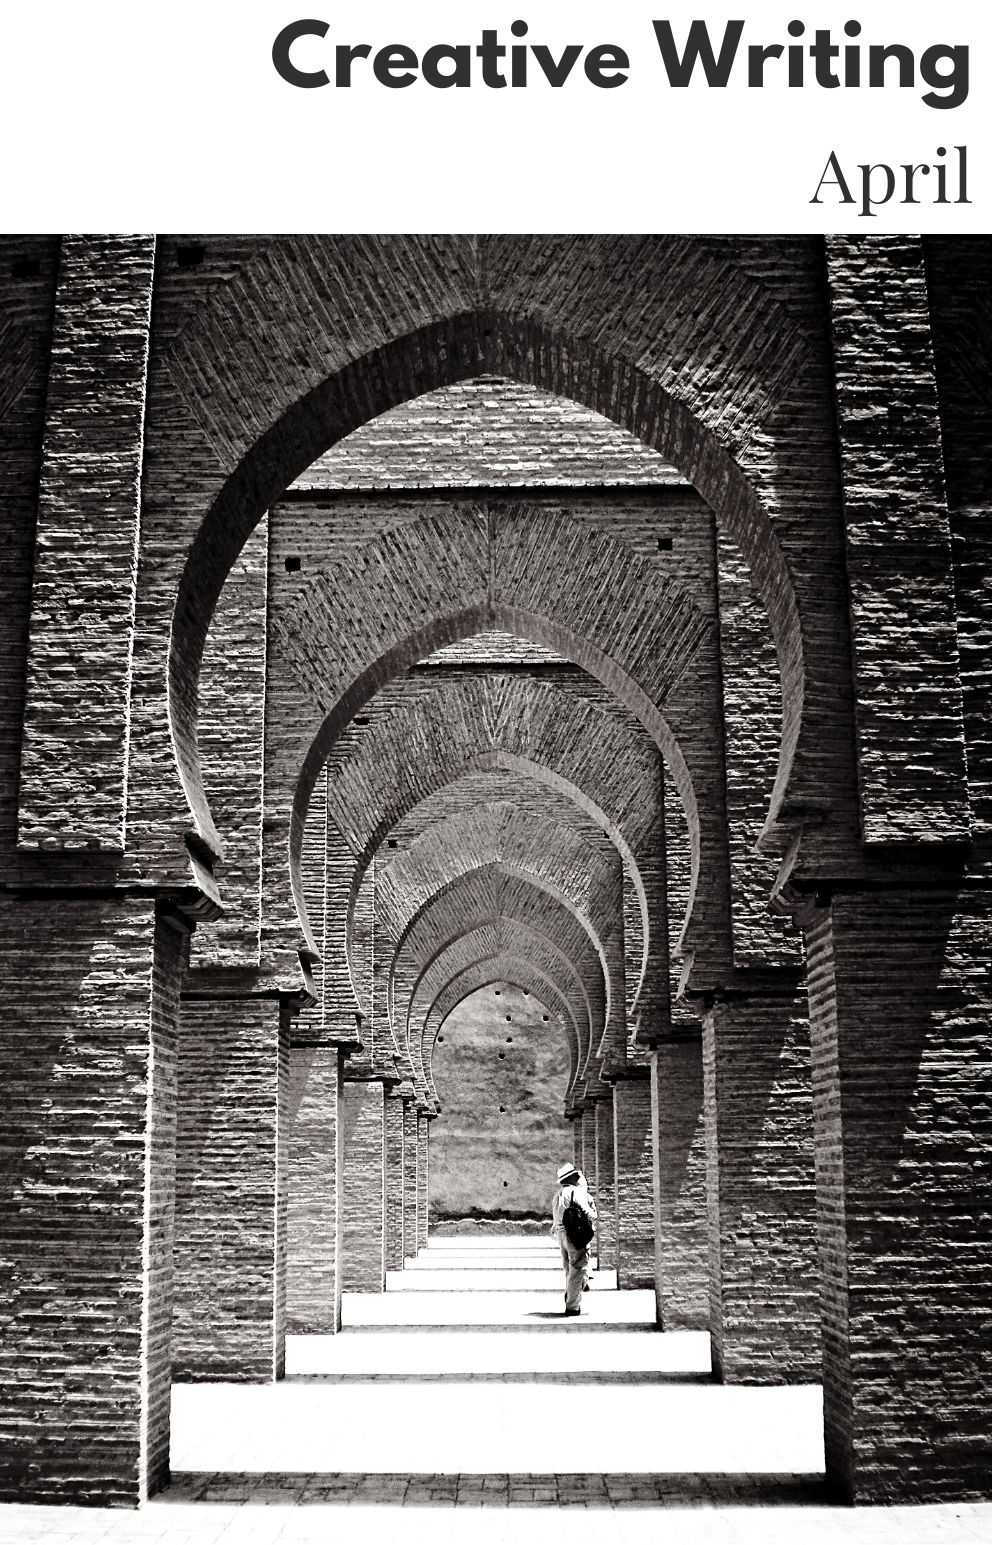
169;1382;826;1475
342;1289;656;1326
286;1330;712;1376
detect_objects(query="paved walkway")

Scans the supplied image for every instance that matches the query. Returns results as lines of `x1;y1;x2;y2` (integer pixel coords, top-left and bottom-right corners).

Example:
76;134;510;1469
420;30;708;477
3;1236;990;1543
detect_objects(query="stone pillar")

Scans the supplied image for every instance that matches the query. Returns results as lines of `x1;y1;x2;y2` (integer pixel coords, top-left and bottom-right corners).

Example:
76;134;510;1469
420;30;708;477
0;898;189;1507
402;1100;418;1258
651;1037;709;1330
572;1110;584;1172
614;1076;655;1290
701;979;820;1384
173;995;291;1381
806;886;992;1503
342;1080;386;1291
287;1044;344;1333
417;1111;430;1250
594;1095;616;1270
384;1090;405;1270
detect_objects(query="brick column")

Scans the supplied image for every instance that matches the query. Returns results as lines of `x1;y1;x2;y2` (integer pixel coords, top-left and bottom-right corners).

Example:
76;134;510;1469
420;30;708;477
384;1090;405;1270
402;1099;418;1258
287;1044;344;1333
173;995;291;1381
614;1076;655;1291
17;236;156;852
572;1109;584;1172
651;1038;709;1330
0;898;189;1506
594;1095;616;1270
417;1111;430;1250
806;886;992;1503
341;1080;386;1291
701;980;820;1384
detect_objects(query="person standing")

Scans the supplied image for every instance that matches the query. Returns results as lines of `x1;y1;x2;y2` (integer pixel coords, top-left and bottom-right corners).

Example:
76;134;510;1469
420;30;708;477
551;1162;597;1316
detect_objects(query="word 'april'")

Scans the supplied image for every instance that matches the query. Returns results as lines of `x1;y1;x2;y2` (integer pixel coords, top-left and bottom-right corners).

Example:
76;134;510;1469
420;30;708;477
272;18;969;108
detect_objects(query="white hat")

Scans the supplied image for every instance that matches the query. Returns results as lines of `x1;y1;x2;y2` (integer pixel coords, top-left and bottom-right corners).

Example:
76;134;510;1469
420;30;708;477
557;1162;579;1182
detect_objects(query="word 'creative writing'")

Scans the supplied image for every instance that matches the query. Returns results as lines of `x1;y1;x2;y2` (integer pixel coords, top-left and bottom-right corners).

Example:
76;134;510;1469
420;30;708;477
272;18;970;108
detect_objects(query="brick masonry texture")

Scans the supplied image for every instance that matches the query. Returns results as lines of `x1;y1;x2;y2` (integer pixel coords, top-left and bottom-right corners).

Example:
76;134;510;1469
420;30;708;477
806;889;992;1503
652;1041;709;1332
825;236;969;845
594;1097;617;1271
428;984;572;1222
294;378;688;492
2;236;991;1509
18;236;156;852
286;1045;342;1333
613;1080;655;1291
703;986;821;1385
0;895;165;1505
173;997;288;1382
341;1082;385;1293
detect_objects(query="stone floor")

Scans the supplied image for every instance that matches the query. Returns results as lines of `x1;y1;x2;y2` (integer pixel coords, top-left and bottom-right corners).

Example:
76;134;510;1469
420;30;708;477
4;1238;990;1543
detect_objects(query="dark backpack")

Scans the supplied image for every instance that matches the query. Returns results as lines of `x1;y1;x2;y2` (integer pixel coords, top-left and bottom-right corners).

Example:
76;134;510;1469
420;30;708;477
562;1195;595;1250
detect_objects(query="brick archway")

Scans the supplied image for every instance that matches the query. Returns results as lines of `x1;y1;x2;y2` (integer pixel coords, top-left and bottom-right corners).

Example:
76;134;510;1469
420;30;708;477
413;919;600;1112
289;598;703;979
168;301;804;887
316;686;667;1019
390;858;615;1073
425;959;577;1114
409;913;600;1103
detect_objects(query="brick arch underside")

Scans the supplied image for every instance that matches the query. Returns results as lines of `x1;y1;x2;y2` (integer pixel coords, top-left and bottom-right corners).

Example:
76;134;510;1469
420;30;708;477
279;505;709;969
426;960;575;1114
391;859;616;1075
377;799;623;1022
322;678;663;1014
402;866;605;1035
409;930;606;1114
414;918;597;1111
168;255;806;881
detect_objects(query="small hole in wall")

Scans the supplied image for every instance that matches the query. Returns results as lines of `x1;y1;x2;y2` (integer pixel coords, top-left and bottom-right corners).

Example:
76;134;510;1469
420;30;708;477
523;990;529;996
438;1036;444;1043
506;1037;512;1044
353;716;370;726
284;556;302;572
502;1180;508;1187
543;1015;549;1021
499;1053;505;1060
499;1105;506;1112
505;1015;511;1022
657;536;673;552
177;244;205;268
12;257;40;279
494;989;501;996
387;839;397;848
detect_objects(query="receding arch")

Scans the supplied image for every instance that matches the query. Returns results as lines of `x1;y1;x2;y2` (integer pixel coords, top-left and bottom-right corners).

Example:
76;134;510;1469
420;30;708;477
168;310;803;888
390;858;615;1051
331;729;662;1020
296;603;698;967
408;913;600;1105
425;960;576;1113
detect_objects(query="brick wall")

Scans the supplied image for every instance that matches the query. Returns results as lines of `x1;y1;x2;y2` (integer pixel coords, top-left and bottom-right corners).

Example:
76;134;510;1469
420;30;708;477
594;1097;617;1271
384;1093;405;1269
614;1078;655;1293
286;1044;342;1334
807;887;992;1502
703;984;820;1384
651;1040;709;1331
173;997;287;1381
341;1081;386;1291
0;895;176;1505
